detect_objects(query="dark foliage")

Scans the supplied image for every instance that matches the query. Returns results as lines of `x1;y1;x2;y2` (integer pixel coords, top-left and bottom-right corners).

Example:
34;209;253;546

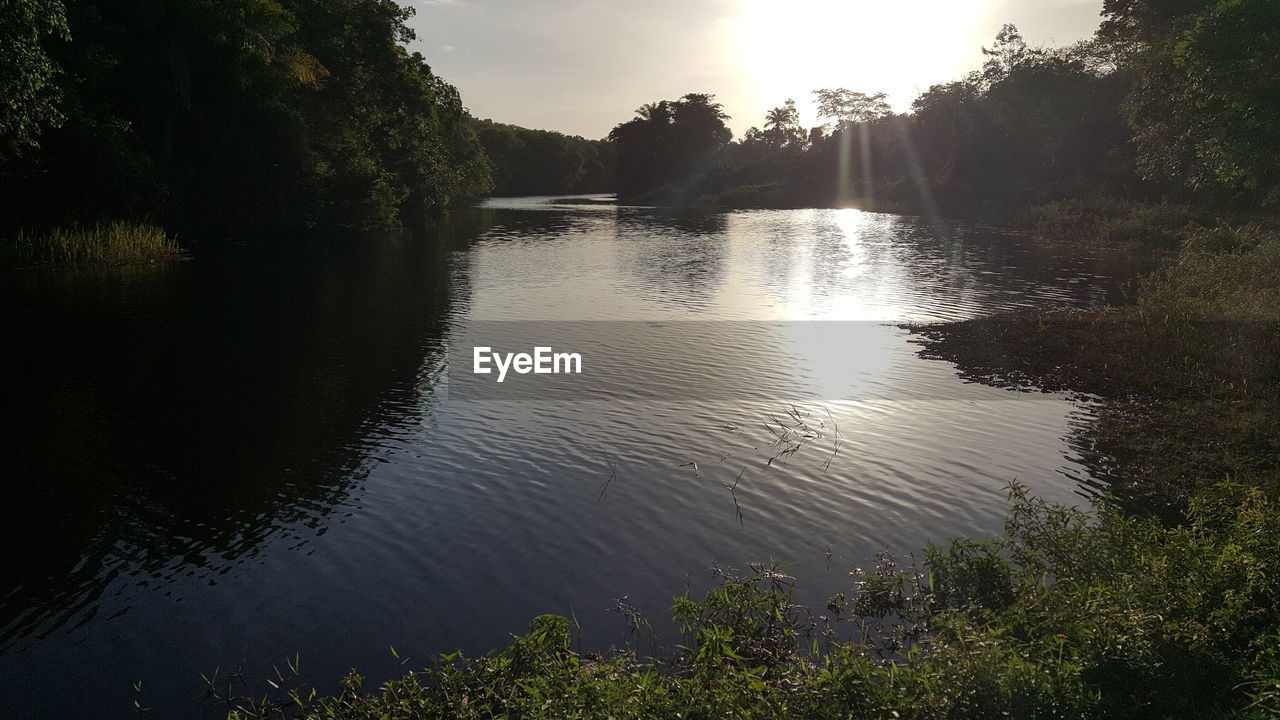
472;118;613;196
0;0;492;239
608;93;733;202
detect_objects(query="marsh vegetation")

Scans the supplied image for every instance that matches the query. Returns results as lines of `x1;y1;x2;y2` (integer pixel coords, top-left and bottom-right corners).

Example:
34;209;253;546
2;221;179;267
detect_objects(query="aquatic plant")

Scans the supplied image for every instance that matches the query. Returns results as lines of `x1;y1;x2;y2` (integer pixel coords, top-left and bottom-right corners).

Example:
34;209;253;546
5;221;180;267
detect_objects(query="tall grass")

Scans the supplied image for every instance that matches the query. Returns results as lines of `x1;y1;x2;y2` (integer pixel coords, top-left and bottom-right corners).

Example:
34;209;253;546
1140;222;1280;320
1023;198;1202;249
4;221;180;267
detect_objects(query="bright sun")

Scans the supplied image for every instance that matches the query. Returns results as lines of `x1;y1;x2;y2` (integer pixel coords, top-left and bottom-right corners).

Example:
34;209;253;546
729;0;987;127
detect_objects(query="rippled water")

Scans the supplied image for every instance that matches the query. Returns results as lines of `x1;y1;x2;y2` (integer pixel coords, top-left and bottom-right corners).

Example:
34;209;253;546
0;197;1146;717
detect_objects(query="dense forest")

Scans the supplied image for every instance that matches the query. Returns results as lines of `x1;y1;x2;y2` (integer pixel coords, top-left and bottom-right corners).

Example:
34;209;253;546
0;0;619;250
472;118;613;197
609;0;1279;215
0;0;493;239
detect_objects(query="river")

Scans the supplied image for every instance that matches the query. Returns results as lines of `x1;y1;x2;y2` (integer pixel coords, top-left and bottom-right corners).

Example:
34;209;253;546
0;196;1148;717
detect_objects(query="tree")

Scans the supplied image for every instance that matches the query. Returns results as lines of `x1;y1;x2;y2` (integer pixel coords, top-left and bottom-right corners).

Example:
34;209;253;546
599;1;1273;213
1099;0;1217;45
979;24;1034;86
902;30;1137;210
1119;0;1280;203
811;89;892;130
763;99;803;148
608;93;731;198
0;0;69;159
472;118;612;195
0;0;492;235
635;101;672;123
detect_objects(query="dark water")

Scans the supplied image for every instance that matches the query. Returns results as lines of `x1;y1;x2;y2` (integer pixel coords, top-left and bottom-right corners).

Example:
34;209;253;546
0;197;1147;718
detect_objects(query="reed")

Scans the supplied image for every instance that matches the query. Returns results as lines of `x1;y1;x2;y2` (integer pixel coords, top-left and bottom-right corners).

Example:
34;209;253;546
5;221;181;267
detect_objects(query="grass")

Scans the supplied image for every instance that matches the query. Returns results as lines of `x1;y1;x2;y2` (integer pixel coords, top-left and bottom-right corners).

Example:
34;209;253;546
1021;198;1205;249
1141;222;1280;320
197;218;1280;719
3;221;181;267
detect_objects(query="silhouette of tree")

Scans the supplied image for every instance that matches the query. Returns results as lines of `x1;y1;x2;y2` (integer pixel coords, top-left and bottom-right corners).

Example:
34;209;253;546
635;101;672;123
473;118;613;195
812;89;892;130
609;93;731;199
763;99;804;148
979;24;1034;86
0;0;492;237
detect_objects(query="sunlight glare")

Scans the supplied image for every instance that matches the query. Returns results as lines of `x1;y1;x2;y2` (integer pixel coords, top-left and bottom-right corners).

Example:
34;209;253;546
833;207;867;239
730;0;986;127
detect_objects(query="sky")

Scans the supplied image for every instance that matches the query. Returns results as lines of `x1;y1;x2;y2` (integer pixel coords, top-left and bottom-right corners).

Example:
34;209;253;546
406;0;1105;140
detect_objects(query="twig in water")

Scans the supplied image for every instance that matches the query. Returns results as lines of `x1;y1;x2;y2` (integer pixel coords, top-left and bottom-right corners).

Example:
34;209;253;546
721;469;746;527
823;406;844;473
761;404;827;466
596;455;618;501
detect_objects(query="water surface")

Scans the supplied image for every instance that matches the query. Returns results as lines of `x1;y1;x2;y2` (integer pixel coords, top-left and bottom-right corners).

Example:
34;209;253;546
0;197;1145;717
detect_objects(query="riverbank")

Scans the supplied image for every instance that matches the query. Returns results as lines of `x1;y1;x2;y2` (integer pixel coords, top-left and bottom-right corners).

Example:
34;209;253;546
2;221;182;268
915;220;1279;506
628;189;1212;249
204;214;1279;719
213;486;1280;719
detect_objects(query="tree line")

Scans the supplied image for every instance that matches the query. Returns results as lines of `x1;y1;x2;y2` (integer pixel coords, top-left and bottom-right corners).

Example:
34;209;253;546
0;0;503;237
1;0;499;240
472;118;613;197
0;0;618;242
4;0;1272;241
607;0;1279;214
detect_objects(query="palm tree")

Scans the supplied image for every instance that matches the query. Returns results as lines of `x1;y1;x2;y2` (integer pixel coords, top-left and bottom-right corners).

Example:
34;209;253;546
763;100;801;148
763;100;798;132
635;101;671;123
